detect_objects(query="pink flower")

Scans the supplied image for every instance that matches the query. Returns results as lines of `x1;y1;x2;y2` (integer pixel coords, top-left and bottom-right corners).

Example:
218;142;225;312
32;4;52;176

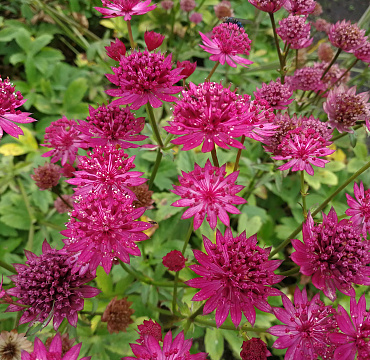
61;192;152;274
328;20;367;53
283;0;316;15
106;50;184;110
162;250;186;272
6;241;100;330
180;0;196;12
30;162;61;190
346;181;370;237
268;287;336;360
354;40;370;64
171;160;246;230
176;60;197;78
160;0;173;10
314;62;349;89
318;43;334;62
190;12;203;24
123;330;207;360
323;85;370;133
187;228;283;327
0;77;36;139
165;82;252;152
254;79;294;110
214;1;234;19
277;15;313;49
41;116;84;165
287;65;326;92
199;22;253;68
240;338;271;359
330;295;370;360
78;103;147;148
22;333;90;360
105;38;126;61
144;31;165;51
94;0;156;21
137;320;162;344
66;145;146;198
248;0;287;13
291;208;370;301
312;18;331;33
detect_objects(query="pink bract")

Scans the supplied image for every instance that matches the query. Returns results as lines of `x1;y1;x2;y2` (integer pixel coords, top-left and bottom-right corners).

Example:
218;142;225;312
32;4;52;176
354;40;370;63
171;160;246;230
199;22;253;68
187;228;284;327
291;208;370;301
105;38;126;61
144;31;165;51
268;287;336;360
248;0;287;13
94;0;156;21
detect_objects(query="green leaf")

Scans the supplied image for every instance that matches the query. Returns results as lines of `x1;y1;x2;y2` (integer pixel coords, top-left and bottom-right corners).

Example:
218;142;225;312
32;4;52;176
96;267;113;295
205;328;224;360
63;78;88;108
34;94;62;115
32;189;52;213
151;192;183;221
25;57;38;84
15;28;31;52
0;27;17;42
153;159;178;190
9;52;26;65
28;34;53;56
221;330;243;359
0;211;31;230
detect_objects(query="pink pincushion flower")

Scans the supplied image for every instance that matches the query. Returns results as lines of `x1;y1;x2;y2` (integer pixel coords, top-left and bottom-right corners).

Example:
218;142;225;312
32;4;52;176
312;18;331;33
354;40;370;64
287;65;326;92
284;0;316;15
291;208;370;301
187;228;284;327
162;250;186;271
214;1;234;19
240;338;271;359
314;62;349;89
330;295;370;360
6;241;100;330
0;77;36;139
346;181;370;237
106;50;184;110
42;116;84;165
105;38;126;61
248;0;287;13
137;320;162;344
176;60;197;78
199;22;253;68
190;12;202;24
180;0;196;12
61;192;152;274
94;0;156;21
22;333;90;360
328;20;367;53
323;85;370;133
144;31;165;51
164;82;252;152
318;43;334;62
171;160;246;230
277;15;313;49
78;103;147;148
268;287;336;360
254;79;294;110
160;0;173;10
123;330;207;360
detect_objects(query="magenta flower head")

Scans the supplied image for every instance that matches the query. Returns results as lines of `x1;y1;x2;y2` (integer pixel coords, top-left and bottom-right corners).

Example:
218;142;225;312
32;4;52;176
62;192;152;274
137;319;162;344
180;0;196;12
354;40;370;64
105;38;126;61
248;0;287;13
165;81;252;152
253;79;294;110
291;207;370;301
42;116;84;166
171;160;246;230
277;15;313;49
190;12;203;24
283;0;316;15
346;181;370;237
144;31;165;51
330;295;370;360
94;0;156;21
162;250;186;272
176;60;197;79
106;49;184;110
78;103;147;148
240;338;271;359
287;65;326;92
6;241;100;330
123;330;207;360
0;76;36;139
187;228;284;327
22;333;90;360
160;0;173;10
323;85;370;133
328;20;367;53
268;287;337;360
199;22;253;68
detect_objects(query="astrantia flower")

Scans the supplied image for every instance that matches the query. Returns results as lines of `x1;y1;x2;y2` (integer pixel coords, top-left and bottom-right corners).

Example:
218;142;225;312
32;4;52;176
123;330;207;360
346;181;370;237
6;241;100;330
94;0;156;21
42;116;84;166
22;334;90;360
105;38;126;61
312;2;322;16
165;82;252;152
277;15;313;49
129;184;154;209
312;18;331;33
0;77;36;139
291;208;370;301
354;40;370;64
176;60;197;79
323;85;370;133
137;320;162;344
287;65;326;92
102;297;134;334
171;160;246;230
62;192;152;274
144;31;165;51
190;12;202;24
0;330;33;360
314;62;349;89
180;0;196;12
248;0;287;13
214;1;234;19
106;50;184;110
45;334;74;357
199;22;253;68
254;79;294;110
240;338;271;360
66;145;147;197
30;162;61;190
162;250;186;272
78;103;147;148
187;228;283;327
328;20;367;53
318;43;334;62
330;295;370;360
54;194;74;214
268;287;336;360
283;0;316;15
160;0;173;10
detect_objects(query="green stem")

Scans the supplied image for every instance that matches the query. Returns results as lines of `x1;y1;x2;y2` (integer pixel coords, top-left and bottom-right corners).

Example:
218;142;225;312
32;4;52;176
269;159;370;258
14;311;22;330
126;20;135;49
39;220;65;231
80;311;104;316
320;48;342;80
331;124;362;142
205;61;220;82
211;147;219;167
278;266;300;276
148;149;163;189
183;304;205;334
146;104;164;148
333;58;358;86
195;318;268;332
0;259;16;273
268;12;284;82
300;171;307;219
233;135;246;172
